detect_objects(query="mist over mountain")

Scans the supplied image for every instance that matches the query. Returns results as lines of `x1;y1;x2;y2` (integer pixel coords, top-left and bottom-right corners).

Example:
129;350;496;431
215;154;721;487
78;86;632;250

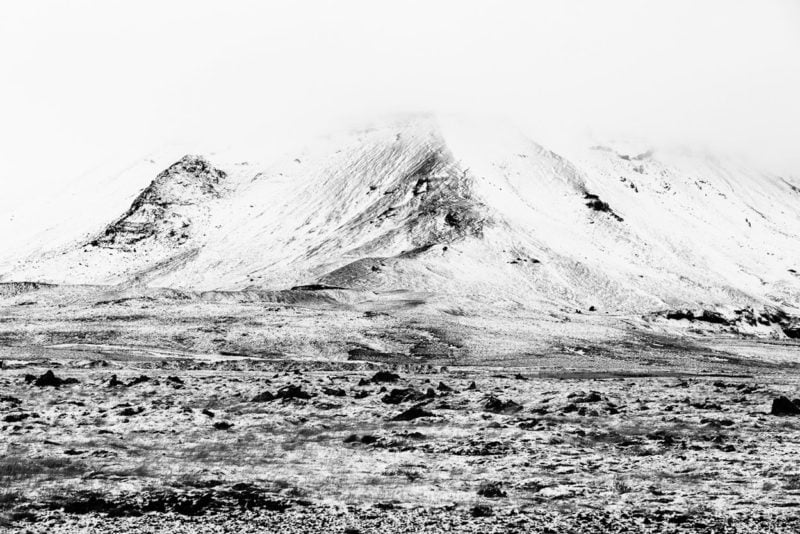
2;115;798;328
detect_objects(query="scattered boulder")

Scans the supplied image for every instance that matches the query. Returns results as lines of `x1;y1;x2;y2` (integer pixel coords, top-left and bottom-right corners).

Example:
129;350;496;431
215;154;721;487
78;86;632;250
3;412;33;423
477;482;507;498
127;375;150;387
202;409;215;418
436;381;453;392
31;370;79;388
392;405;434;421
118;407;144;417
251;391;275;402
568;391;603;403
371;371;400;383
276;385;313;401
0;395;22;406
470;504;493;517
382;388;430;405
771;396;800;416
483;396;522;414
323;387;346;397
213;421;234;430
107;375;124;388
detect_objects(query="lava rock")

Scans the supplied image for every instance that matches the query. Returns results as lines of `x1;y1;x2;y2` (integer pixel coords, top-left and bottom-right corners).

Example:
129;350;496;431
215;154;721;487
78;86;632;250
371;371;400;383
483;396;522;414
382;388;426;405
470;504;493;517
275;385;312;401
32;370;79;388
251;391;275;402
771;396;800;416
477;482;507;498
107;375;124;388
392;405;434;421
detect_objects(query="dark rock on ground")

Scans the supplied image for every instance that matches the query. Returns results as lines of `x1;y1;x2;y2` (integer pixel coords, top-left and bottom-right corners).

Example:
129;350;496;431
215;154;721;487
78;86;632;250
3;413;32;423
568;390;603;403
483;396;522;414
107;375;124;387
127;375;150;387
275;385;312;401
470;504;493;517
118;407;144;417
436;381;453;392
370;371;400;383
31;370;79;388
771;396;800;416
323;387;346;397
251;391;275;402
392;405;435;421
213;421;234;430
477;482;507;498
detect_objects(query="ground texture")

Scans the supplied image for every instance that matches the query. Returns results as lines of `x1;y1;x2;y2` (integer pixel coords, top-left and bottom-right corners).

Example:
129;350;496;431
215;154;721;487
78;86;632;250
3;350;800;533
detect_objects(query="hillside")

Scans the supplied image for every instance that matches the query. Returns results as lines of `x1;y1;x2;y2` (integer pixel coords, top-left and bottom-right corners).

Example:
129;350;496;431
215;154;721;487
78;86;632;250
2;115;799;321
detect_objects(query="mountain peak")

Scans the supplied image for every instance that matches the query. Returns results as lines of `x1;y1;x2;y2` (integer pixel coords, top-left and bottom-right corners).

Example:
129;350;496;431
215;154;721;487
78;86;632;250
88;155;228;250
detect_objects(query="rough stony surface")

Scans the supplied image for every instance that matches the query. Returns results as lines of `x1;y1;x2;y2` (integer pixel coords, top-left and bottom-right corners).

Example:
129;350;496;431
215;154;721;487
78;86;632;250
3;349;800;533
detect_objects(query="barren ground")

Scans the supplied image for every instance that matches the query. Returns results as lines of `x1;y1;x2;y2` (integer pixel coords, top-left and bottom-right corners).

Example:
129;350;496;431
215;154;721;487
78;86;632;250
3;341;800;532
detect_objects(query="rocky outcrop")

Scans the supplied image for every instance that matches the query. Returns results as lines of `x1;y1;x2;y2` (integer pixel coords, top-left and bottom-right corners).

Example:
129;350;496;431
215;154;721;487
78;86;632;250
89;155;227;250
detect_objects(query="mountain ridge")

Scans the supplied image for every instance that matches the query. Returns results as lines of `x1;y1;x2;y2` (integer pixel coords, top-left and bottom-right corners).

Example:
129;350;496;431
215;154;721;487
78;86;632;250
2;115;799;321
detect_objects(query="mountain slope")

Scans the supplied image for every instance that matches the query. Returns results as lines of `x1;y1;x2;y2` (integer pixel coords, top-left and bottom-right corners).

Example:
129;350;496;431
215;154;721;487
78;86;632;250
2;115;799;316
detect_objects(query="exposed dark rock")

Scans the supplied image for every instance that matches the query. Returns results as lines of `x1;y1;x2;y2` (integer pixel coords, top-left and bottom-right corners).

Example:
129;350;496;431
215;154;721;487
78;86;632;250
382;388;426;405
568;391;603;403
371;371;401;383
127;375;151;387
771;396;800;416
483;396;522;414
470;504;493;517
276;385;313;401
213;421;234;430
32;370;79;388
584;193;623;221
202;409;215;418
436;381;453;392
323;387;346;397
476;482;507;498
392;405;434;421
0;395;22;405
118;407;144;417
251;391;275;402
3;412;32;423
107;375;124;387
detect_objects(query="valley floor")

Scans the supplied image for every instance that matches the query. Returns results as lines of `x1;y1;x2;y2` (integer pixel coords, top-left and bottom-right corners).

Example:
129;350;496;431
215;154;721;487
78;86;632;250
3;347;800;533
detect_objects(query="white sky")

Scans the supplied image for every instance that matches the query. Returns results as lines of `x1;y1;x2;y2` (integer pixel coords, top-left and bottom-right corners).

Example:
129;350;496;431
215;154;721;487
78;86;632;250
1;0;799;214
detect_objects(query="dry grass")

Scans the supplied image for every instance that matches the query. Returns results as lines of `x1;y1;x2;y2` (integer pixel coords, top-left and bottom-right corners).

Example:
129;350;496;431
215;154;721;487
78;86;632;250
0;456;86;482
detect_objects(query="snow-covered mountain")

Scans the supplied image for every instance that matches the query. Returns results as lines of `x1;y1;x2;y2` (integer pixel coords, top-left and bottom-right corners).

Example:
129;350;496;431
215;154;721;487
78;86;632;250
2;115;799;316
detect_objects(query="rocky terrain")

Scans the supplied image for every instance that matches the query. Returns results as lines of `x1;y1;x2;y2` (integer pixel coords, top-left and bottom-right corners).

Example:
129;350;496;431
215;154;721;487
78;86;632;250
1;116;799;532
2;347;800;533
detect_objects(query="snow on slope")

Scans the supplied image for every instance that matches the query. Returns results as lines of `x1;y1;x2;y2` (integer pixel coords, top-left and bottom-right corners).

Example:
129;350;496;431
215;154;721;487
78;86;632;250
2;114;799;314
